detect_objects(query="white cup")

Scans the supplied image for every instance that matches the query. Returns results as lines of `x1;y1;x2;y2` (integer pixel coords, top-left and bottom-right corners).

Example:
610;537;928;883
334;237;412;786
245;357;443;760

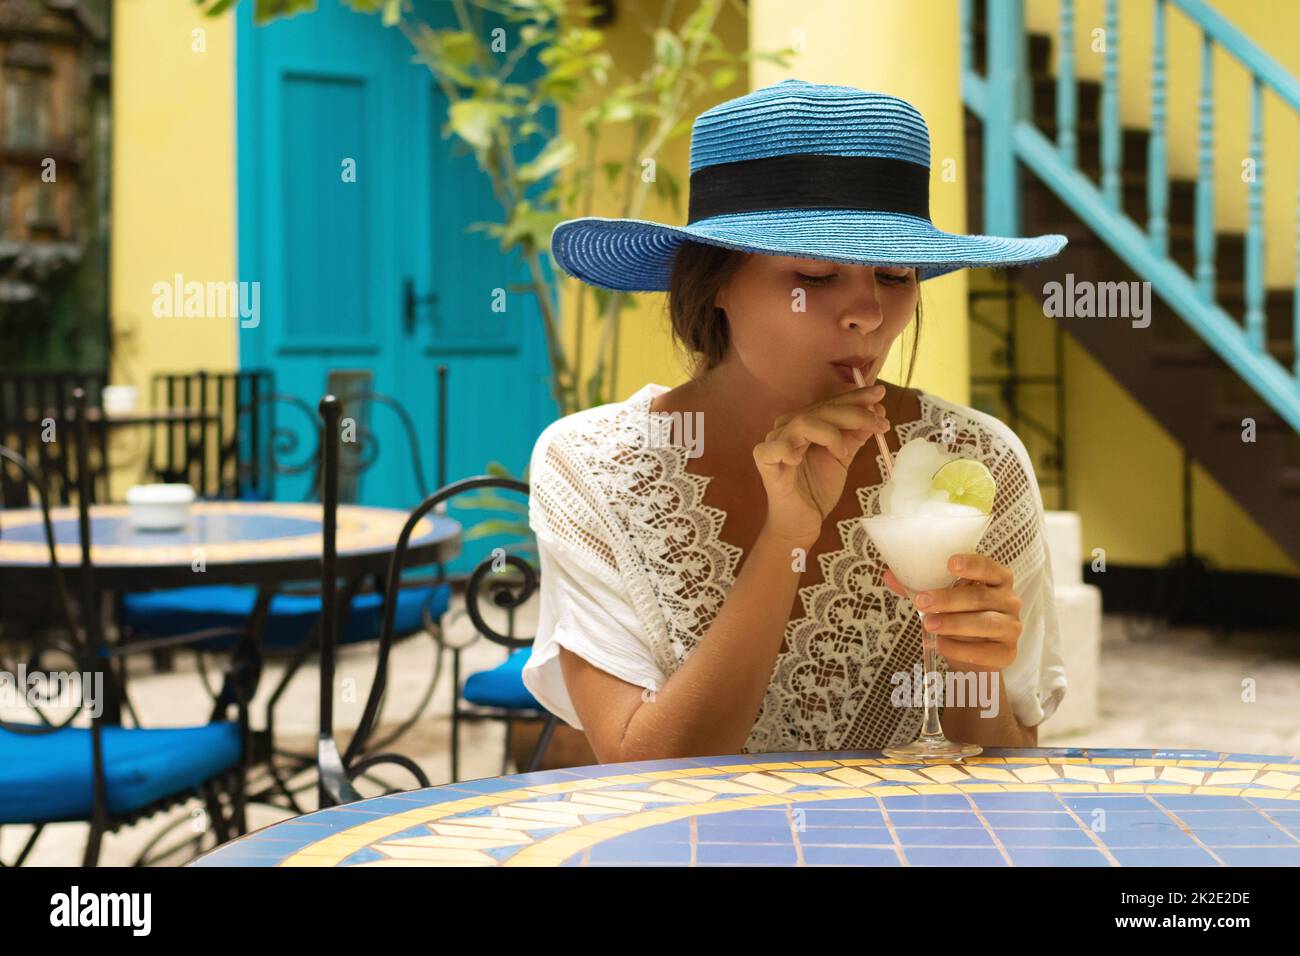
102;385;139;416
126;484;196;531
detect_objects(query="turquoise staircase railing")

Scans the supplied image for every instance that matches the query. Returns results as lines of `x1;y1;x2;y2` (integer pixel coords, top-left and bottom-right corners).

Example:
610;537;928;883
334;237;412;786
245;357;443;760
963;0;1300;434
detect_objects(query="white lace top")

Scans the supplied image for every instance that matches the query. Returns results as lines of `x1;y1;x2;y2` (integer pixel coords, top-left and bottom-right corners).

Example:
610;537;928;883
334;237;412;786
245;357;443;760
521;382;1067;753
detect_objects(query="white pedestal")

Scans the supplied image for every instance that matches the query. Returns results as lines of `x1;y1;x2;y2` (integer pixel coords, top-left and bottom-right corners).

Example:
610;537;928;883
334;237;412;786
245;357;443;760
1047;582;1102;734
1044;510;1083;586
1041;511;1101;735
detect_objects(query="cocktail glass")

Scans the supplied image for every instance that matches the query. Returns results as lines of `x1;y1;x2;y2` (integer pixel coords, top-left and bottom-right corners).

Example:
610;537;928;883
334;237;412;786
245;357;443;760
861;511;992;761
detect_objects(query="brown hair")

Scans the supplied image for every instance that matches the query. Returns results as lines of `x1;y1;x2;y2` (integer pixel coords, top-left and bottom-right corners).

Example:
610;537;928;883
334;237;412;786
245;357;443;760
666;240;924;383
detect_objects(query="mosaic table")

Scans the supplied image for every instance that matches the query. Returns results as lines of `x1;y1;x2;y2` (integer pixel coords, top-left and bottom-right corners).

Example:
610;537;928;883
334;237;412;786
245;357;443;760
0;501;460;589
191;748;1300;867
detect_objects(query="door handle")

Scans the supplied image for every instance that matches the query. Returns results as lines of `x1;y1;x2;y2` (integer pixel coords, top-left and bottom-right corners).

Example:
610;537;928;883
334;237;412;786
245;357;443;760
403;277;439;337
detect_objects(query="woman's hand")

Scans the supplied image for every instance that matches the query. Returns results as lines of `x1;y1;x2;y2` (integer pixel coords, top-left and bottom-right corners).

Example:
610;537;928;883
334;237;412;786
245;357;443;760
753;383;890;546
883;554;1022;672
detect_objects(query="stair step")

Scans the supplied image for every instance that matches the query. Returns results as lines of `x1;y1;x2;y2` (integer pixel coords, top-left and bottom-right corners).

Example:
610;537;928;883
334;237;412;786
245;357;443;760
1034;119;1150;174
1213;405;1290;432
1150;341;1225;369
968;163;1279;302
1063;163;1187;206
993;173;1248;283
1168;228;1246;282
966;117;1197;231
1032;76;1102;127
1151;338;1296;370
1054;169;1192;236
970;25;1053;75
1213;283;1295;340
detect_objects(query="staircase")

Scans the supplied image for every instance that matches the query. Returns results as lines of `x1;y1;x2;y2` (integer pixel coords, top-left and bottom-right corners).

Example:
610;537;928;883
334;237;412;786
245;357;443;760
963;0;1300;565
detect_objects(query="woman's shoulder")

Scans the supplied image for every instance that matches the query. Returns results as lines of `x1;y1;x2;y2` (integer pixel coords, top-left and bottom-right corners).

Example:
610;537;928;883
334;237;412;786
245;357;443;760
529;383;669;477
527;385;674;588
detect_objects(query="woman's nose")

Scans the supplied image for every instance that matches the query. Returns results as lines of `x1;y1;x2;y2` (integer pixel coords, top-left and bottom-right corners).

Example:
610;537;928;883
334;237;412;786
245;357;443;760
840;286;885;334
841;309;884;334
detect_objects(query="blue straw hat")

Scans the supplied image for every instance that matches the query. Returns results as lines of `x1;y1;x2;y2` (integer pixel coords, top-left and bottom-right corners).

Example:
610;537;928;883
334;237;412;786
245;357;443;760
549;78;1067;292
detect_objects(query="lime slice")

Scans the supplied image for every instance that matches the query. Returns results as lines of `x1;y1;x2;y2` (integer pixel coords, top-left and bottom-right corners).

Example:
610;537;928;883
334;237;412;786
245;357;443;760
931;458;996;514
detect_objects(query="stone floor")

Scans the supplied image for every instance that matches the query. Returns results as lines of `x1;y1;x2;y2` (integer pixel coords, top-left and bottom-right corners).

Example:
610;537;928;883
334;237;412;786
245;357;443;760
4;599;1297;866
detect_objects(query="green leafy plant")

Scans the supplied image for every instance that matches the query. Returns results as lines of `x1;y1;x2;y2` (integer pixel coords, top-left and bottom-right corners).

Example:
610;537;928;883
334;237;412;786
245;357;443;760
459;459;535;558
199;0;794;417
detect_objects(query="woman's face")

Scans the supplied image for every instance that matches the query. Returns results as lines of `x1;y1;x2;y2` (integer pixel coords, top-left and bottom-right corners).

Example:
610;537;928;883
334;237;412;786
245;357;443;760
714;253;918;405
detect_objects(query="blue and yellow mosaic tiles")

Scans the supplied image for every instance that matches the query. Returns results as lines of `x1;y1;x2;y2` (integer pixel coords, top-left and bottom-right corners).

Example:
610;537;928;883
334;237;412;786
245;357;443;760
192;749;1300;867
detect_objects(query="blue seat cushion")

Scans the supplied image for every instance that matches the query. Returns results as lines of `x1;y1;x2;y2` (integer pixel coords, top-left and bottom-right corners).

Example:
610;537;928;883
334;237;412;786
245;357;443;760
0;722;241;824
462;648;541;710
120;582;451;651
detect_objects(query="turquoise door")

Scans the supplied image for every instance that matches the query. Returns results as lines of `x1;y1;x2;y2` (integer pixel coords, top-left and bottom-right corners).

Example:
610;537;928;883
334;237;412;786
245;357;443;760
236;1;556;515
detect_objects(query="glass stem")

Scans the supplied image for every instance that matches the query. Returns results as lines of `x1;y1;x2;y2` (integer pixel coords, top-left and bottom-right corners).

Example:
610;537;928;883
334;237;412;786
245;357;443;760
916;607;946;739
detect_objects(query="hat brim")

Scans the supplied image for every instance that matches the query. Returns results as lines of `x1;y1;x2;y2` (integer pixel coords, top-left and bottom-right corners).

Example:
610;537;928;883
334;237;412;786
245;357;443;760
549;209;1067;292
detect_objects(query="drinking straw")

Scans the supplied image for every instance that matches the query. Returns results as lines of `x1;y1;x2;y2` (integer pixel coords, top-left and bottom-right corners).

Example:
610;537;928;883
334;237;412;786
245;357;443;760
853;366;894;481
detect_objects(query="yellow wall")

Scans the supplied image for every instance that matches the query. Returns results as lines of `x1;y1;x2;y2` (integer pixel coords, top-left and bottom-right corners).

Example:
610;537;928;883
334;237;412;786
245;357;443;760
108;1;238;496
110;1;238;393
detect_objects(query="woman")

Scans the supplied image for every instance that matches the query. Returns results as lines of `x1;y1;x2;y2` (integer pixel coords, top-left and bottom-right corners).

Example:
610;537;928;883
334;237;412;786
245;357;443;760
522;79;1068;763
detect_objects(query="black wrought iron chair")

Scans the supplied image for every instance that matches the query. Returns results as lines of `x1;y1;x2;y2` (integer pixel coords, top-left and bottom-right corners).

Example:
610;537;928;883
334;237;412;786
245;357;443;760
338;474;559;784
0;368;108;507
144;368;441;507
315;394;431;807
0;390;256;866
0;374;112;693
116;387;448;813
146;368;275;501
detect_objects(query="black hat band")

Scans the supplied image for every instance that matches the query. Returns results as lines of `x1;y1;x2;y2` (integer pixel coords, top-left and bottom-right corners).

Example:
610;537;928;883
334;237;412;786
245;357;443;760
687;152;931;224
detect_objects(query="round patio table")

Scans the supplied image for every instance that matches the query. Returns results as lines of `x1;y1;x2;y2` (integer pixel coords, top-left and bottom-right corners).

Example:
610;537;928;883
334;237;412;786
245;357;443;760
191;747;1300;867
0;500;461;732
0;500;460;589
